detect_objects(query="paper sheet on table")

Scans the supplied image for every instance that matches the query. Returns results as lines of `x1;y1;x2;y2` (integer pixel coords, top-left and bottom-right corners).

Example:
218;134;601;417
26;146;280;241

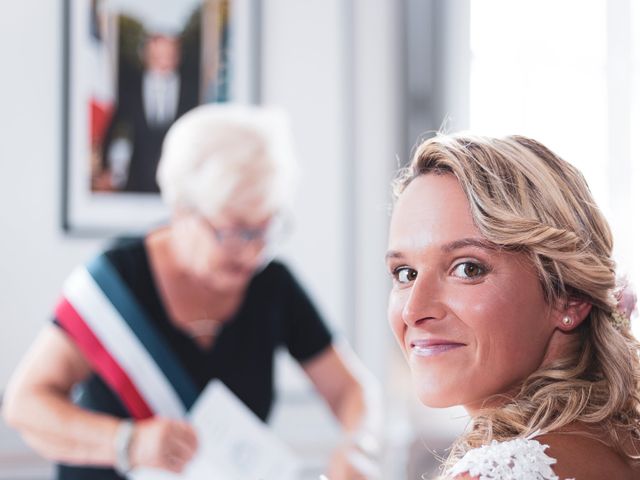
130;380;301;480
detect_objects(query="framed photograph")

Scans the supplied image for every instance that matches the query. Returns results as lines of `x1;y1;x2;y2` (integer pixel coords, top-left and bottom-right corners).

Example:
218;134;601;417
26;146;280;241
62;0;261;235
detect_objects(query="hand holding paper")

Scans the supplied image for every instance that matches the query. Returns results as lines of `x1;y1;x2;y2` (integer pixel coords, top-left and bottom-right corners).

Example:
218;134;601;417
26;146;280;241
131;380;300;480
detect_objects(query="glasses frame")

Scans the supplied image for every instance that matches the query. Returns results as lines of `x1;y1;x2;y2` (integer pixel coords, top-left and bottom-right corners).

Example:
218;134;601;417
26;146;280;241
197;213;290;251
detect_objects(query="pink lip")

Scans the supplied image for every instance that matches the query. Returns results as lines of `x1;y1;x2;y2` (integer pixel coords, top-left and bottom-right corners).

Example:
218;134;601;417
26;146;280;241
409;338;465;357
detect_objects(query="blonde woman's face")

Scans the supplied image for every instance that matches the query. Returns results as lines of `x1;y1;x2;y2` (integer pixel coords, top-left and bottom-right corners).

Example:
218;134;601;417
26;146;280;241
386;174;558;411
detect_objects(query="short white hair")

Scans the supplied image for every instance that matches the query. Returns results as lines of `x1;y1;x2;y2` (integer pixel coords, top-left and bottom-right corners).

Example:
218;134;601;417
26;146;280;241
157;103;297;218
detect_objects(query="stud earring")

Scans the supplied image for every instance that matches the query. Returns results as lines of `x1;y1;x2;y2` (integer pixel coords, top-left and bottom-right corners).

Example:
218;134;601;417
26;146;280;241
562;315;573;327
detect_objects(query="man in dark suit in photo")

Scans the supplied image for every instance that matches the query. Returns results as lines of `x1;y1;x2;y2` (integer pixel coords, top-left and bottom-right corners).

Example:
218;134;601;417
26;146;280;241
99;33;199;193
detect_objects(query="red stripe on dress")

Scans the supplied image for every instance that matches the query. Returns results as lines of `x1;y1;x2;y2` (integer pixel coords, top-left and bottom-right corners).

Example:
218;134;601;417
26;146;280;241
55;297;154;419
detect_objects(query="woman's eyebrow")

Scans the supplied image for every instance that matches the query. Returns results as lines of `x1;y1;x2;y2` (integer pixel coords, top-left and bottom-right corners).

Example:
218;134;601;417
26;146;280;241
385;238;496;261
441;238;496;252
384;250;404;261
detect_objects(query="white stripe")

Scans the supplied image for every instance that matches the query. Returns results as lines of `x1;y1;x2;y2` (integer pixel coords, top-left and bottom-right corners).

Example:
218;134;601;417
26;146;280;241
63;266;185;418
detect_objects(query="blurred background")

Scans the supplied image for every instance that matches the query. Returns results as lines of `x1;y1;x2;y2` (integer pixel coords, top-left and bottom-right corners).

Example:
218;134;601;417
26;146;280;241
1;0;639;478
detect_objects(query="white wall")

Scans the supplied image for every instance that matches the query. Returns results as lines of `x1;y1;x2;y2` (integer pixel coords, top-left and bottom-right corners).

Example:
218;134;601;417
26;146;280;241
262;0;350;337
0;1;104;389
350;0;403;382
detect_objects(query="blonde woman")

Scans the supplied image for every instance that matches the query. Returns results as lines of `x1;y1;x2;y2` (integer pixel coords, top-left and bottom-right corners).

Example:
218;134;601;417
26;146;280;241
3;104;379;480
386;133;640;479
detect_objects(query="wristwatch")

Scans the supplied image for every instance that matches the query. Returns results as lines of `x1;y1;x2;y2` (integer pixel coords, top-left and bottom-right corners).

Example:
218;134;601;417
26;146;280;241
113;420;135;476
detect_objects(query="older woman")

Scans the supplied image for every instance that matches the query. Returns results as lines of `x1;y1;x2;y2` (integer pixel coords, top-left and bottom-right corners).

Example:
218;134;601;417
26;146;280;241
386;134;640;479
3;104;379;479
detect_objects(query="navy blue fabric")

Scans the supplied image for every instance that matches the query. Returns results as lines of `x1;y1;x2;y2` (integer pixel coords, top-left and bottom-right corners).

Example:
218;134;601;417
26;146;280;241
87;254;198;409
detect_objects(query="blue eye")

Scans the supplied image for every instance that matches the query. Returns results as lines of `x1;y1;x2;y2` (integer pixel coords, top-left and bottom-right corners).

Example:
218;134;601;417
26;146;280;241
452;261;485;279
393;267;417;284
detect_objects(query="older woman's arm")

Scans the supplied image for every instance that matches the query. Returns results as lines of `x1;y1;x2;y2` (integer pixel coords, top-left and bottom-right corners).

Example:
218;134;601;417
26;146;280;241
302;342;382;479
2;326;122;465
2;325;197;472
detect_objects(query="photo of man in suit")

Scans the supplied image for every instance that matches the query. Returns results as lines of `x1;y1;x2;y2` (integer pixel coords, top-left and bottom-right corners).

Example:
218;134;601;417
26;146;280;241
97;32;200;193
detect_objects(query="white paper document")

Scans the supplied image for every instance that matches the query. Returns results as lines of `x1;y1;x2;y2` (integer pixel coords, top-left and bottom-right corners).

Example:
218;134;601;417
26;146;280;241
131;380;301;480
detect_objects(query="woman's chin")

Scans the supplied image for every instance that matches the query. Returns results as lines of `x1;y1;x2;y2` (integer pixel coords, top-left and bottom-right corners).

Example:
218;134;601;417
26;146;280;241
413;376;462;408
417;394;458;409
214;269;253;291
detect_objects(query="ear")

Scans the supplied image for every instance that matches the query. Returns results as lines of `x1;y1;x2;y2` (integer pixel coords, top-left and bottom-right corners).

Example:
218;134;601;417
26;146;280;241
555;298;592;332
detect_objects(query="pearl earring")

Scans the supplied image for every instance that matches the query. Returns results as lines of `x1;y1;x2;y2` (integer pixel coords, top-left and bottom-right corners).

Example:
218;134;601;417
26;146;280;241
562;315;573;327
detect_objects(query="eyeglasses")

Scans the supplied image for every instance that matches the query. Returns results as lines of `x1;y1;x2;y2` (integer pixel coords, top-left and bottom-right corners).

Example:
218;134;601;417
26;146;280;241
199;214;289;250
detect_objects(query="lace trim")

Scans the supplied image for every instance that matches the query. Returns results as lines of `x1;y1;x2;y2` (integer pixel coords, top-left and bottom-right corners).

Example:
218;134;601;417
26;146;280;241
445;437;575;480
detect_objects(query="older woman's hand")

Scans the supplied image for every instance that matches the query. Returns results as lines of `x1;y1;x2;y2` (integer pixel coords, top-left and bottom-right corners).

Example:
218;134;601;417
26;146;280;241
129;418;198;473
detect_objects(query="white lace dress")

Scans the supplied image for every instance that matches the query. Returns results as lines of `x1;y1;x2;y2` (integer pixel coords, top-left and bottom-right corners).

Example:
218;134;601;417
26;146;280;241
445;436;575;480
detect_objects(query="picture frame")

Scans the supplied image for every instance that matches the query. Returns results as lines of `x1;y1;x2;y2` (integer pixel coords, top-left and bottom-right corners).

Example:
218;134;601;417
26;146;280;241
61;0;261;235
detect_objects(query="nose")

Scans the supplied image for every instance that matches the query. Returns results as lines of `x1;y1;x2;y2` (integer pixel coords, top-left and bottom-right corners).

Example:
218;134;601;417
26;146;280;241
401;270;447;327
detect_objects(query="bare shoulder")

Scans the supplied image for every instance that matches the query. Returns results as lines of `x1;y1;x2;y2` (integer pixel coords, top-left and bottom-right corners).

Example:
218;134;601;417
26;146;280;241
538;431;637;480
